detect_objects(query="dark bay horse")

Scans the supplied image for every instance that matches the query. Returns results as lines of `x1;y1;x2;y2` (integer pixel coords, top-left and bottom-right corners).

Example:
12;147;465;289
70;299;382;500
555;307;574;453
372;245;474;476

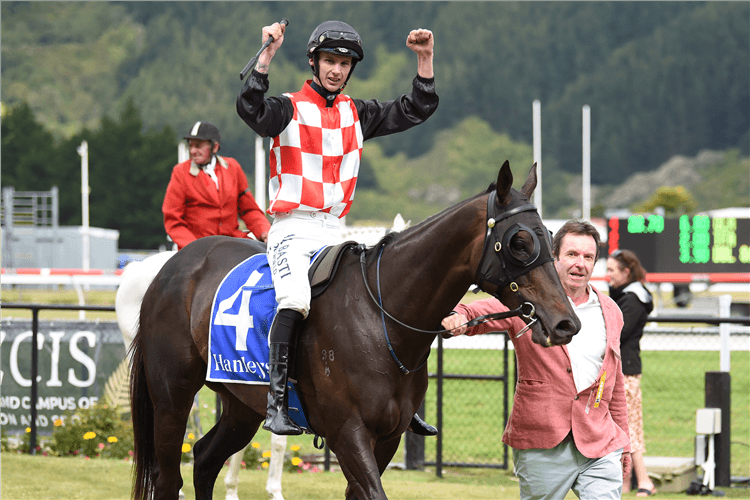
130;161;581;500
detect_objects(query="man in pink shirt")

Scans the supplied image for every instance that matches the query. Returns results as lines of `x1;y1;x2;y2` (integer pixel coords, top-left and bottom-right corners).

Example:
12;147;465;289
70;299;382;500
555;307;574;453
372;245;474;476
442;219;631;500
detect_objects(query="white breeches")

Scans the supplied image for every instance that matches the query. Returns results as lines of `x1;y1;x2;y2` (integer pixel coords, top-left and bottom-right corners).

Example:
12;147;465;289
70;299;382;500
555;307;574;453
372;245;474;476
267;210;342;317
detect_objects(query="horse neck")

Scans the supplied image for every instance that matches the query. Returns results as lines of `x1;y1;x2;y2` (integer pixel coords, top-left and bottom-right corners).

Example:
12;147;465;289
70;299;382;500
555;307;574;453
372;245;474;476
377;196;487;333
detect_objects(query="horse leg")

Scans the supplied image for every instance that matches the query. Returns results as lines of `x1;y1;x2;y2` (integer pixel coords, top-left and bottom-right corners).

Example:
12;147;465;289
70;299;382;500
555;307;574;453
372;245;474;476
219;432;286;500
193;391;262;500
224;444;248;500
373;436;402;476
342;435;401;500
150;386;197;500
266;433;287;500
140;328;206;500
330;427;387;500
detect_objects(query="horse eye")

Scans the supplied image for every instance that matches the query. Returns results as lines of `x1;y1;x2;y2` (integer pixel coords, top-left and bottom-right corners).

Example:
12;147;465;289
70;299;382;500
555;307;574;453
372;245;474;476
511;233;531;255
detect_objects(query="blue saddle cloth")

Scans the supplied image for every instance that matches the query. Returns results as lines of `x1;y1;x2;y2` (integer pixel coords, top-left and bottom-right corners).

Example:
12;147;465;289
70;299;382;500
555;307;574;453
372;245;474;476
205;252;314;431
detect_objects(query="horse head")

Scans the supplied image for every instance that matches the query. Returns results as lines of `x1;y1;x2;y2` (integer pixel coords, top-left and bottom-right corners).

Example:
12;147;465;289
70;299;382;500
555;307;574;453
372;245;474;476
474;160;581;346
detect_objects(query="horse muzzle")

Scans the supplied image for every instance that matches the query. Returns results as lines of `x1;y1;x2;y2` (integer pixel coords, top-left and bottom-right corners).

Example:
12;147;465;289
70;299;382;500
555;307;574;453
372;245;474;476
530;314;580;348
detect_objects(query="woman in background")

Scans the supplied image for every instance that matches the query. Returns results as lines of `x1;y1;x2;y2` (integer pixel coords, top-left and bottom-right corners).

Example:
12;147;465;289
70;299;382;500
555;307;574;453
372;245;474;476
607;249;657;497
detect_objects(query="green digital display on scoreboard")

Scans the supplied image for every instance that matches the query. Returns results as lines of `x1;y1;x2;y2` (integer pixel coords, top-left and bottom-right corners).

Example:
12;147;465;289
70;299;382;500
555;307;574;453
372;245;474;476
607;215;750;274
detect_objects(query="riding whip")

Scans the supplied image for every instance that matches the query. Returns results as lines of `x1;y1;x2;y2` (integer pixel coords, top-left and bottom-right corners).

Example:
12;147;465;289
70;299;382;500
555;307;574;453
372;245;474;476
240;19;289;80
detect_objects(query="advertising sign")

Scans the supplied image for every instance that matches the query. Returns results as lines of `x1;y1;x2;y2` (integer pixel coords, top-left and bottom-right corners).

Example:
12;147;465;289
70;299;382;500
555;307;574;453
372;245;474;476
0;320;125;434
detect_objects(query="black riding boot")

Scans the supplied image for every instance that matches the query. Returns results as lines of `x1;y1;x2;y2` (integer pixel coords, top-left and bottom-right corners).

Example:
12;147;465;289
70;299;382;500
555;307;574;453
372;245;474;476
409;413;438;436
263;309;304;436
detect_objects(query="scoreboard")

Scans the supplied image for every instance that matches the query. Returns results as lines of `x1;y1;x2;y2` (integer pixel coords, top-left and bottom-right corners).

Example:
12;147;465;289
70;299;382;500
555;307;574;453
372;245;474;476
607;215;750;277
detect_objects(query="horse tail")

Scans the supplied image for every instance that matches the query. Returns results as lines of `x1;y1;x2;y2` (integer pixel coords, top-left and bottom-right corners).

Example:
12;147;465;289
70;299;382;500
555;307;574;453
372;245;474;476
129;322;155;500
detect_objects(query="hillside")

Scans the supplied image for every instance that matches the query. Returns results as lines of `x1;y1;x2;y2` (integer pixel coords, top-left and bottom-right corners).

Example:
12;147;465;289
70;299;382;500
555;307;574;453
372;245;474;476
1;2;748;247
591;150;749;217
349;136;748;225
3;3;747;175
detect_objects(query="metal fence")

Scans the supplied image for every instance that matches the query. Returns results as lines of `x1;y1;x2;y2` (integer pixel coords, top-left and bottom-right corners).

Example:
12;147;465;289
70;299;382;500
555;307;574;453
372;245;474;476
424;334;511;475
5;302;748;483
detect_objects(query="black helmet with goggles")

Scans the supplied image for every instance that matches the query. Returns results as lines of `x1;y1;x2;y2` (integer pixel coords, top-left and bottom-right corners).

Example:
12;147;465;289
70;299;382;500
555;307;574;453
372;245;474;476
306;20;364;61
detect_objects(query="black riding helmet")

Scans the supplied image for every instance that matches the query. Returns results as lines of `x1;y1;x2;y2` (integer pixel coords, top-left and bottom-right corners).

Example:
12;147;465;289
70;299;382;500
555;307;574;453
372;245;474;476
184;121;221;152
306;20;364;87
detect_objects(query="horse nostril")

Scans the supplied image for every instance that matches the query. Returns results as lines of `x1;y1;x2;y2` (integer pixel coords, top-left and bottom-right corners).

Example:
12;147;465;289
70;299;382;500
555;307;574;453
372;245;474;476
556;319;579;338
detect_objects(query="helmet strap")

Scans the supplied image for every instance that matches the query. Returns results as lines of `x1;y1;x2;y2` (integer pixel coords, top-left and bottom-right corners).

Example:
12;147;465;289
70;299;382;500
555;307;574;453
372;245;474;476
311;53;320;78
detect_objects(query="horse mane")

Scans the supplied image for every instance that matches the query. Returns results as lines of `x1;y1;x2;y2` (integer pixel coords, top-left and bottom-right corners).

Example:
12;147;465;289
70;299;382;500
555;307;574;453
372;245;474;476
378;231;399;248
371;184;494;253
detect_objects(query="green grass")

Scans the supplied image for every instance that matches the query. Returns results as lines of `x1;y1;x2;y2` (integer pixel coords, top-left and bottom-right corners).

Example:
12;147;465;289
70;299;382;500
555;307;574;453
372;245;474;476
4;288;749;496
641;351;750;476
4;452;750;499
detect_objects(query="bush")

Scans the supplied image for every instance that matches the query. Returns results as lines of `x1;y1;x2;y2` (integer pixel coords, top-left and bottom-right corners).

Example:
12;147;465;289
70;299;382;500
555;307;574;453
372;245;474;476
50;402;134;459
1;426;47;454
242;441;263;469
284;444;303;473
239;441;306;472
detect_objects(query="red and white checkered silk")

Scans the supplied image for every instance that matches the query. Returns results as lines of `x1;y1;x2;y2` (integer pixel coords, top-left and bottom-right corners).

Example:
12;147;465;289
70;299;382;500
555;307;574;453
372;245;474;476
268;82;363;218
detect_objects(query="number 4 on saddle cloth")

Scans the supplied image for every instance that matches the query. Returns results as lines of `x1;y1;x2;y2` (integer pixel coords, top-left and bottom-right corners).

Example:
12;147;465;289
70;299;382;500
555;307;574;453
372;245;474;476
206;241;362;433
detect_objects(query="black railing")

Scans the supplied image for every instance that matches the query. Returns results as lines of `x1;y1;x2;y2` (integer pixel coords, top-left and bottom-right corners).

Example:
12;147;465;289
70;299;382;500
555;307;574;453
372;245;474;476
423;333;511;476
414;313;750;478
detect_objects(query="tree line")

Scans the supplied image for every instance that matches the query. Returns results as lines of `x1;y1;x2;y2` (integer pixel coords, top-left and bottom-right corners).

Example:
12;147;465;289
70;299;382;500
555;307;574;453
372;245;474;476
1;100;176;249
1;2;748;248
3;2;747;184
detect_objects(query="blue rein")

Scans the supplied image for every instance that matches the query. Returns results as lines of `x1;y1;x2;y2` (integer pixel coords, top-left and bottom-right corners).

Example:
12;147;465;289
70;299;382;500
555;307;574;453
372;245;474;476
375;245;426;374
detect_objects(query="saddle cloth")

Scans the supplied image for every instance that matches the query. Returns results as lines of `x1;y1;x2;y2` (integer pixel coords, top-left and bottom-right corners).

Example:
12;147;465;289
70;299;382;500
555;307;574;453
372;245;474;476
205;242;360;431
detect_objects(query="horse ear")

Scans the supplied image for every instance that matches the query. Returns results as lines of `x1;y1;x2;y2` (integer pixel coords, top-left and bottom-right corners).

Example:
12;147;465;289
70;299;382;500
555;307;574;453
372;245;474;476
520;163;538;200
496;160;513;204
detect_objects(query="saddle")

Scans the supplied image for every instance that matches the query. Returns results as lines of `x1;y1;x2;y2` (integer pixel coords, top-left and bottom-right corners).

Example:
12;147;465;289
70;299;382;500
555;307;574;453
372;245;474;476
309;240;365;299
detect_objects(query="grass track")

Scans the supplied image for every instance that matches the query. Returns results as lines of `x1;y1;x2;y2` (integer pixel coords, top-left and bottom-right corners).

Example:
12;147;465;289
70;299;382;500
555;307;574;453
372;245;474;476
4;452;750;499
3;288;749;497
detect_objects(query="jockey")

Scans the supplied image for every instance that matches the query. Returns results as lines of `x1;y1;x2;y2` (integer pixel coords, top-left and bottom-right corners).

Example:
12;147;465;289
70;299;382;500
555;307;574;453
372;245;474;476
237;20;439;435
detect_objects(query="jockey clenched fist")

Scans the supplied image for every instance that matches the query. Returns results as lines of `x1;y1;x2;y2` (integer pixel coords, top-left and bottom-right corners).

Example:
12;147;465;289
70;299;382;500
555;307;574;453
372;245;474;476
407;29;434;55
406;29;434;79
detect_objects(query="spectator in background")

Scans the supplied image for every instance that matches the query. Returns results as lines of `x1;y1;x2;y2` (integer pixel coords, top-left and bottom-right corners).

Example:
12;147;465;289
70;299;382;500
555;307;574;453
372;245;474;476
607;249;657;497
163;121;270;250
442;219;631;500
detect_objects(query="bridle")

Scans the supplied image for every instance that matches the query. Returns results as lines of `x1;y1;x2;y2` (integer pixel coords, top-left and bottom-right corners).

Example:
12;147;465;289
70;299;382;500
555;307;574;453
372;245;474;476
358;191;555;373
474;191;554;293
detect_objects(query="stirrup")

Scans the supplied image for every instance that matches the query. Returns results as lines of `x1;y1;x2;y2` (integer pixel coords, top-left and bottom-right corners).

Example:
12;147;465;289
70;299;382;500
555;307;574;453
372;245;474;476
408;413;437;436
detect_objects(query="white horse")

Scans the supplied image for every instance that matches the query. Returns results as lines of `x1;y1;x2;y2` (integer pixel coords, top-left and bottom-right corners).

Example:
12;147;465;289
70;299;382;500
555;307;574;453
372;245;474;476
116;249;285;500
115;215;409;499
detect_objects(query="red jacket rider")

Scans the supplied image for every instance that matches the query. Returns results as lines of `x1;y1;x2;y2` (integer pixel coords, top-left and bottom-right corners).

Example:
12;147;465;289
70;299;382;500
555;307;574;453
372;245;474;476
163;121;270;249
